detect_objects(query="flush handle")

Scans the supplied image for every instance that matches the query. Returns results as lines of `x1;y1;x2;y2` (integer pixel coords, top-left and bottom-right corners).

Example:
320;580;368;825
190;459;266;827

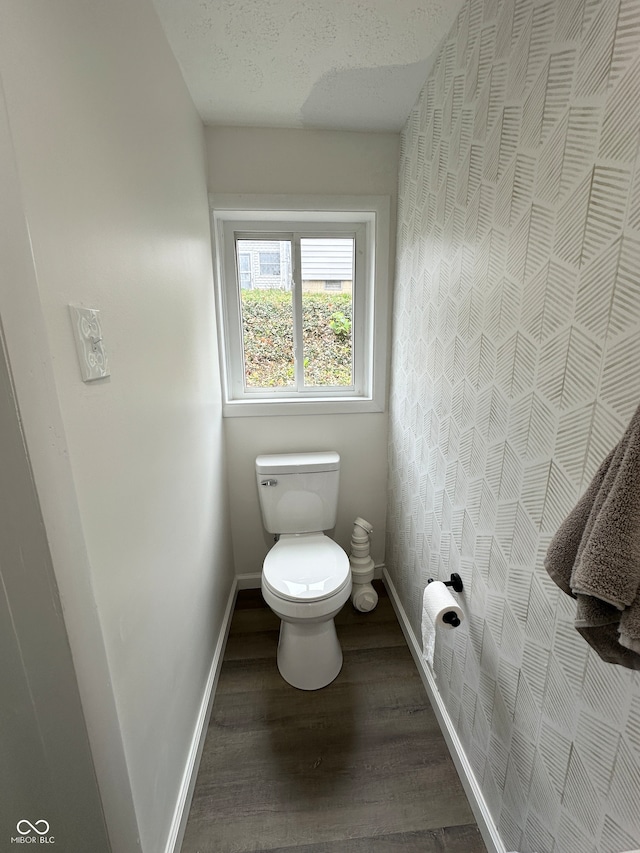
260;479;278;486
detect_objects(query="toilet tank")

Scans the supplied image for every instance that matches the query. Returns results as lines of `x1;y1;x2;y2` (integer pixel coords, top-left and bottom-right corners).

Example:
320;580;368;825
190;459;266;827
256;451;340;534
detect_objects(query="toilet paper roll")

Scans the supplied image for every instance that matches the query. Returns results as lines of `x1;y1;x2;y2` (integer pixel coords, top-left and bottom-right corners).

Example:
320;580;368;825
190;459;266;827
421;581;465;670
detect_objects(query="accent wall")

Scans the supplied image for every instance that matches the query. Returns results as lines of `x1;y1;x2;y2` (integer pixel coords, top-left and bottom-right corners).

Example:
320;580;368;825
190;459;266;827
387;0;640;850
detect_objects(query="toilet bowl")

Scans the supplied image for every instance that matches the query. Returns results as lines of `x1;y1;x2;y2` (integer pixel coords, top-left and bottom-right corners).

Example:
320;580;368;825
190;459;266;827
255;451;351;690
261;533;351;690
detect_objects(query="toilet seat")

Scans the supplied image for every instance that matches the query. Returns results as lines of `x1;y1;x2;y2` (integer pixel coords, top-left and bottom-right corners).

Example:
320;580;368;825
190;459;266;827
263;533;350;603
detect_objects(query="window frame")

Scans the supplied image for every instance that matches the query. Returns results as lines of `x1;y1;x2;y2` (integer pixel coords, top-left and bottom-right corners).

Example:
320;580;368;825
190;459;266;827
210;194;390;417
232;227;363;397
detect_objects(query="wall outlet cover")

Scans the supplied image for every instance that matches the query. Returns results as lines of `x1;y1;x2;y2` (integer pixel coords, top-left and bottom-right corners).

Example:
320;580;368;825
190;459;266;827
69;304;110;382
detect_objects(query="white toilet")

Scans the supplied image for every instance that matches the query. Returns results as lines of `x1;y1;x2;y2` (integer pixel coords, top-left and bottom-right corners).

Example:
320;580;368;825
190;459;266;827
256;451;352;690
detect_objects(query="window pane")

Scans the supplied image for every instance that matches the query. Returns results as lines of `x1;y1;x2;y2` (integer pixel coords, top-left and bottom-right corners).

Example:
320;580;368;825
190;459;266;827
259;250;280;276
300;238;353;387
238;252;252;288
237;239;294;388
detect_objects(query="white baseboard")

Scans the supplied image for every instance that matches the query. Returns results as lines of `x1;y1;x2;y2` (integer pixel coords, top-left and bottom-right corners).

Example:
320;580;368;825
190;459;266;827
235;571;262;589
382;568;505;853
164;578;238;853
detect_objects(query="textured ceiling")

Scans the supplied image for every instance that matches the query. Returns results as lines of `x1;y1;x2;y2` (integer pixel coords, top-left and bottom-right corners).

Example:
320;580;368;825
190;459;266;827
150;0;465;131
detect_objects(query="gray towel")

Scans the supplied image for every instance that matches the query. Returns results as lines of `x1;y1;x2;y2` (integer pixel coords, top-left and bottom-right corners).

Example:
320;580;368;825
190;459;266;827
544;403;640;670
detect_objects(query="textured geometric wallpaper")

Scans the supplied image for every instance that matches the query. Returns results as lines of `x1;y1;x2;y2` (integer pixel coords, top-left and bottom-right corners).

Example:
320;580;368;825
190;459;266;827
386;1;640;851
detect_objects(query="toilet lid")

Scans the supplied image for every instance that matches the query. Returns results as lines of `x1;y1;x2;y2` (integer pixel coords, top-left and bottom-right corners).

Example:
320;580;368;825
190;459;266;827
263;534;350;602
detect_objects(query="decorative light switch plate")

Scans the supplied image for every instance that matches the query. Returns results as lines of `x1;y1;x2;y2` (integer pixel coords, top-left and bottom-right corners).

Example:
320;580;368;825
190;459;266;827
69;304;110;381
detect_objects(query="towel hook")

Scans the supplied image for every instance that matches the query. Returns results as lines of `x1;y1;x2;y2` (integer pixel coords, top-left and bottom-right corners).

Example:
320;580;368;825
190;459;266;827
427;572;464;594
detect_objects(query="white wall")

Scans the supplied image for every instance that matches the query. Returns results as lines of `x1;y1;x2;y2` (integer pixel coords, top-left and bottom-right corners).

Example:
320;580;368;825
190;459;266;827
0;74;140;852
0;2;234;851
224;414;389;576
0;323;111;852
206;127;398;573
1;80;112;844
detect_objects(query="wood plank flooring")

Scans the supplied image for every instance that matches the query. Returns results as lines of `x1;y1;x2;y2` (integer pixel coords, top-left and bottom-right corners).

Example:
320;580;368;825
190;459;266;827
180;582;487;853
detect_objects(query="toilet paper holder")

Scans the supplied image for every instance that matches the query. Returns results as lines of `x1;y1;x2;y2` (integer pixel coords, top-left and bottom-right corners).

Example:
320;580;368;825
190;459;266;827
427;572;464;593
426;573;464;627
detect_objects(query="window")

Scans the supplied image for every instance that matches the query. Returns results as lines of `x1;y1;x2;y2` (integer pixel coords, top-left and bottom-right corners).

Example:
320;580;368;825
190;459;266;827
238;252;252;289
258;249;281;277
211;195;390;416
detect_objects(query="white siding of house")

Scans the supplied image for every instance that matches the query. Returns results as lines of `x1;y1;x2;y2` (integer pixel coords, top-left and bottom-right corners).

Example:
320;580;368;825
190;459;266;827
301;238;353;280
237;238;353;289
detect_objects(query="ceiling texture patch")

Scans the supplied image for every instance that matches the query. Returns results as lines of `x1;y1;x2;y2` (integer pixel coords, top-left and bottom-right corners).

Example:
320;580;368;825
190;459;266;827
150;0;465;130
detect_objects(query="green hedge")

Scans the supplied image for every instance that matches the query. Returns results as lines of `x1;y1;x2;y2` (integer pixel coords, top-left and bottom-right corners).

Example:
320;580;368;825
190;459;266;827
241;290;353;387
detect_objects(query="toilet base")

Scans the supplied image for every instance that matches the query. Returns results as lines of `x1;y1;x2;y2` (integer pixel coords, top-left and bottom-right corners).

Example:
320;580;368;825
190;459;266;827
277;618;343;690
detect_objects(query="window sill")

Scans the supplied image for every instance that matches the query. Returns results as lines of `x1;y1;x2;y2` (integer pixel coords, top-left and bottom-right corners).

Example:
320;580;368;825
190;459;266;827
222;395;385;417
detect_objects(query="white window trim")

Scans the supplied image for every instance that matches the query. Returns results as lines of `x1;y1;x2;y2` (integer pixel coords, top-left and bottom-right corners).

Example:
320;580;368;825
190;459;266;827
210;194;390;417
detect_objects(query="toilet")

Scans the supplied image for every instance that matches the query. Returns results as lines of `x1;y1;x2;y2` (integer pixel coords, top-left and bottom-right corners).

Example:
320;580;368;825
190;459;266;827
256;451;351;690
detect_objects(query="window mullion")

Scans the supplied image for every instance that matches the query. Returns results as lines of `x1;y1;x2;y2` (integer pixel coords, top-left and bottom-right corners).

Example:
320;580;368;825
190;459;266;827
292;235;304;390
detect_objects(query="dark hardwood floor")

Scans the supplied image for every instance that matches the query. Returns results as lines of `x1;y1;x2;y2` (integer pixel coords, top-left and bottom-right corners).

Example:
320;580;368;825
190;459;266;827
180;581;487;853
